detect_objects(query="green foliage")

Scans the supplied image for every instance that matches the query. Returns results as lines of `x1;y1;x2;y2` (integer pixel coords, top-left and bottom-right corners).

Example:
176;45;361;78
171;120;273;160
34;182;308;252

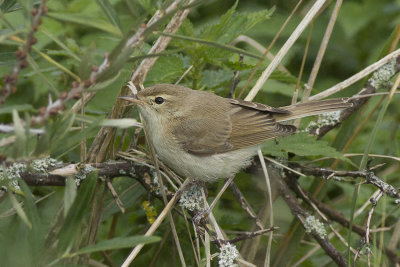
58;172;98;253
69;235;161;257
262;132;351;163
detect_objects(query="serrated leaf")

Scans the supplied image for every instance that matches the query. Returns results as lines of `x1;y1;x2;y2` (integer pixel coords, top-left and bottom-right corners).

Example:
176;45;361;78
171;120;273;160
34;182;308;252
68;235;160;257
161;33;262;60
178;18;195;37
201;69;233;89
200;3;274;44
200;1;238;42
262;132;351;163
145;55;184;85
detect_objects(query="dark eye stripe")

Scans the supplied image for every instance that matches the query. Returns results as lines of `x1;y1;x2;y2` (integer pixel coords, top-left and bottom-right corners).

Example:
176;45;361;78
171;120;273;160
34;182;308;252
155;96;164;104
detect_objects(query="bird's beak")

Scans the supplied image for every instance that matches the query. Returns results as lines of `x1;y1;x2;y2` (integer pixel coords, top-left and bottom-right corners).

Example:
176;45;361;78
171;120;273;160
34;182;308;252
118;95;147;106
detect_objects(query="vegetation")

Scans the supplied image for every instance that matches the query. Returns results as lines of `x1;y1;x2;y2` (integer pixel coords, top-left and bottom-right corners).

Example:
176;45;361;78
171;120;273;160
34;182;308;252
0;0;399;266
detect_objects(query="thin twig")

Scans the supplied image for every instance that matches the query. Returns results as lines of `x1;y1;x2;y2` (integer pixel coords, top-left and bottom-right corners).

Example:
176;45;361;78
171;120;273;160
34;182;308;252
229;182;264;230
291;163;400;200
224;227;278;244
105;179;125;213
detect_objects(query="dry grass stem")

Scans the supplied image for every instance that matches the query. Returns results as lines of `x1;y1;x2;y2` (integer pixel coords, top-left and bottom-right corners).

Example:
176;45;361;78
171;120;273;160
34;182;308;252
257;149;274;267
121;179;190;267
232;35;289;73
303;0;343;100
292;21;313;107
208;177;234;212
264;156;306;177
237;0;304;98
245;0;327;101
106;180;125;213
310;48;400;100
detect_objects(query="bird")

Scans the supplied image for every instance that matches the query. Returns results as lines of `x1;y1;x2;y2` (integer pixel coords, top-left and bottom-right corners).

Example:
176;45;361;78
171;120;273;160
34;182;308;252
120;84;352;182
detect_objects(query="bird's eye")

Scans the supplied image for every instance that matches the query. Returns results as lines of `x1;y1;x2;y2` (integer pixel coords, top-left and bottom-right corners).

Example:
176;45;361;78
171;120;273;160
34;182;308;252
154;96;164;104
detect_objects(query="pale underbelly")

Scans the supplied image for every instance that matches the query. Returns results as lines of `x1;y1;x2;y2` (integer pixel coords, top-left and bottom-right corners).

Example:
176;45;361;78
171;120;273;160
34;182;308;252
156;146;258;182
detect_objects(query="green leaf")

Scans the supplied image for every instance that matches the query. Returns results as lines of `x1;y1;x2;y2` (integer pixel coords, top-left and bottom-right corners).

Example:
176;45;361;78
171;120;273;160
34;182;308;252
9;193;32;229
160;32;263;60
58;172;97;253
87;71;121;91
95;0;121;30
177;18;195;38
19;181;45;259
201;69;233;89
63;177;77;217
46;12;122;36
200;3;274;44
27;55;59;96
40;28;81;62
0;0;18;12
0;51;16;66
68;235;160;257
34;113;76;156
199;1;238;42
0;104;32;114
262;132;351;163
145;55;184;85
78;43;96;80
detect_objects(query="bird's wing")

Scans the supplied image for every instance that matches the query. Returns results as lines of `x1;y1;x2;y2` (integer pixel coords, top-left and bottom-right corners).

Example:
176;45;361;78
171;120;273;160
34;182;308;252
230;99;292;114
171;113;233;156
227;103;296;150
172;98;296;156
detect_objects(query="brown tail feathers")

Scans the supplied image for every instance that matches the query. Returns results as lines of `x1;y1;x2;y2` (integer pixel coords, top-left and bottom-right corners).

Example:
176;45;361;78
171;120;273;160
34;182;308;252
275;98;353;122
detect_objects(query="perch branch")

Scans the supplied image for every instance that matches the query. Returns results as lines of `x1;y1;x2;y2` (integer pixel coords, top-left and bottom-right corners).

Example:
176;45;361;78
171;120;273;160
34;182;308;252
276;176;348;267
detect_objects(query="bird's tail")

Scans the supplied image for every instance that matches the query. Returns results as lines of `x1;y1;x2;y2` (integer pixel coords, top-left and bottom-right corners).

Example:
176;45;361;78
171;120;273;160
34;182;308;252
274;98;353;122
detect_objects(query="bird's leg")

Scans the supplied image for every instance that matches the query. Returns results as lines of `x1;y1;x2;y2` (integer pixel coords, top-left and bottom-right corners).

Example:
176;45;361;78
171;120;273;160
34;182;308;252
193;177;234;227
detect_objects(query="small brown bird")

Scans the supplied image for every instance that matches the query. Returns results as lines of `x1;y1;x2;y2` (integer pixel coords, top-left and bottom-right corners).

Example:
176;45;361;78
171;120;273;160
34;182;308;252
120;84;352;182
